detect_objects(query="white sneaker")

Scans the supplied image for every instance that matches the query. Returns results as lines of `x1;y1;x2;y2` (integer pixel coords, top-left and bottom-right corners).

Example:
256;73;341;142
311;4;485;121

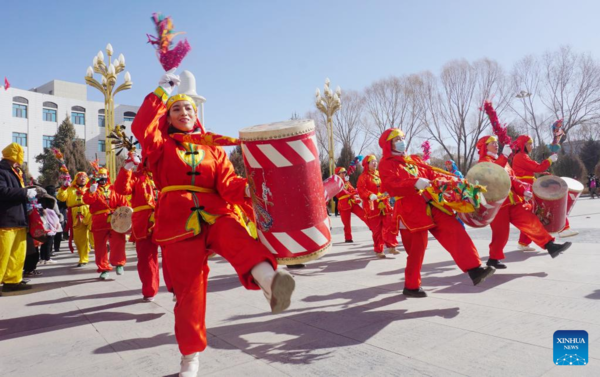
386;247;400;255
517;244;536;252
179;352;200;377
559;229;579;238
267;269;295;314
46;259;57;264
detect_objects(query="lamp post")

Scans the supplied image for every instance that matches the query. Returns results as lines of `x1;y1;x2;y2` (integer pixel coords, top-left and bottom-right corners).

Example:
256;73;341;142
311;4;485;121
315;78;341;213
516;90;531;136
85;43;132;182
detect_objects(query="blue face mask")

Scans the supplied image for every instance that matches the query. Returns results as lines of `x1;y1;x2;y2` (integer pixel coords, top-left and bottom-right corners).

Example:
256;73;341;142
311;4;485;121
394;140;406;153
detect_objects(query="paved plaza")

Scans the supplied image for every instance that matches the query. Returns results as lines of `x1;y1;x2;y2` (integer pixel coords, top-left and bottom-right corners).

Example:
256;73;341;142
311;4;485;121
1;197;600;377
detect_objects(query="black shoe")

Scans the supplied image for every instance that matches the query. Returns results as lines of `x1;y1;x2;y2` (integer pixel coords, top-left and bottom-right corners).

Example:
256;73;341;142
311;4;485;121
345;240;354;243
486;259;507;269
76;263;83;267
468;266;496;286
545;241;572;258
402;287;428;298
3;282;33;292
287;264;306;269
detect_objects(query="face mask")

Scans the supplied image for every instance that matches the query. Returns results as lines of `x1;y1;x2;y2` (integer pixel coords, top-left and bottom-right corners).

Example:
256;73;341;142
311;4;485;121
97;178;107;185
394;140;406;153
344;176;350;182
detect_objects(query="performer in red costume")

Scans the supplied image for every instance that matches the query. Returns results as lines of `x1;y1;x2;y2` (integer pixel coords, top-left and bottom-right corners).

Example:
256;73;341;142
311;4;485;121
83;167;129;280
378;128;495;298
131;69;295;377
476;135;571;268
334;167;367;243
115;152;172;301
511;135;577;251
357;155;399;258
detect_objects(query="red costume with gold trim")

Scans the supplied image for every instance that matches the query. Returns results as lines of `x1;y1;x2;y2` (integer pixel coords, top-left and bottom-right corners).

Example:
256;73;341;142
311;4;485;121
476;136;554;260
334;167;366;242
378;129;483;290
83;176;129;273
115;166;171;297
131;88;277;355
356;155;398;253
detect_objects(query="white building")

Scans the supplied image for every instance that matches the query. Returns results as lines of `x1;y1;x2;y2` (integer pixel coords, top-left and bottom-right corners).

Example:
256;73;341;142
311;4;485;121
0;80;139;178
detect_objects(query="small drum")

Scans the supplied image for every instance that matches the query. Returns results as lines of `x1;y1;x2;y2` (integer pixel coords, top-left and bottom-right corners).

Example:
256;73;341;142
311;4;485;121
561;177;583;216
239;119;330;265
532;175;568;232
323;174;344;202
457;162;511;228
110;206;133;234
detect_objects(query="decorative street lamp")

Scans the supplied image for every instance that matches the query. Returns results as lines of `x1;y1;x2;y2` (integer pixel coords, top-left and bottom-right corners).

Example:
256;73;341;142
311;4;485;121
516;90;532;136
85;43;132;182
315;78;341;213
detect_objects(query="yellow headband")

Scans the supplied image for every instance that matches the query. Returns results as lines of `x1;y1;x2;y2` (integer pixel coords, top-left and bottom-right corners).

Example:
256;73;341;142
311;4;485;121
486;135;498;144
386;129;405;141
98;167;108;175
166;94;198;112
366;155;376;162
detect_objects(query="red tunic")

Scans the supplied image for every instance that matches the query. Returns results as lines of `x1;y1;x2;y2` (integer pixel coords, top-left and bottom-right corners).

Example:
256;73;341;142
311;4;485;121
335;182;361;211
131;91;248;245
357;170;392;218
512;152;552;185
114;168;158;241
83;184;128;231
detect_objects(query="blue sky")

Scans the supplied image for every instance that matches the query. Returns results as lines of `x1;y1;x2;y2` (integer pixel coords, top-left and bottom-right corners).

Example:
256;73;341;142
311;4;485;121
3;0;600;138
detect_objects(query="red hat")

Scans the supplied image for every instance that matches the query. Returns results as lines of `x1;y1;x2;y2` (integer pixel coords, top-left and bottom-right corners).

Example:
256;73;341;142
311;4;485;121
515;135;533;152
476;135;497;159
379;128;405;156
335;167;347;175
361;155;377;170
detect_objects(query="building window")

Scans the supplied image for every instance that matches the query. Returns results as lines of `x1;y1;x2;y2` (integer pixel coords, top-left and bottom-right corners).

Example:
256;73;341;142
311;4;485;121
123;111;136;122
12;132;27;147
43;135;55;149
43;108;57;122
98;115;105;127
72;112;85;125
98;140;106;152
13;104;27;118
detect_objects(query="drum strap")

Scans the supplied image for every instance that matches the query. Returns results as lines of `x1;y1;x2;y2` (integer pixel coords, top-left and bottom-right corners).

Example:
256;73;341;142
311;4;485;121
161;185;216;195
516;175;535;180
92;209;112;223
133;205;154;213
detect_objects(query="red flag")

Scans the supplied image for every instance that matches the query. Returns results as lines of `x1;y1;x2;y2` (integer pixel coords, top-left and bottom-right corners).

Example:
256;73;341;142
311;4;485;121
4;77;9;90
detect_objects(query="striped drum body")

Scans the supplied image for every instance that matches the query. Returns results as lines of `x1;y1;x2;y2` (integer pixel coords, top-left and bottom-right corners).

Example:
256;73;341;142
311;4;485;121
239;120;331;265
532;175;568;232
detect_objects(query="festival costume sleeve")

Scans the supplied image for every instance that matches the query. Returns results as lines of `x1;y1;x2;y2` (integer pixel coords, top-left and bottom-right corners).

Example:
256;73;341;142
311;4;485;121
356;174;373;201
378;158;420;198
131;90;168;166
57;187;68;202
114;167;134;196
494;155;508;167
0;177;27;203
82;190;99;205
512;153;551;176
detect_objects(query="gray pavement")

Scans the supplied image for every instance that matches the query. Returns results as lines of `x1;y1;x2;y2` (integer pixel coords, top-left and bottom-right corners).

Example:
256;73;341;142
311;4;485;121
1;198;600;377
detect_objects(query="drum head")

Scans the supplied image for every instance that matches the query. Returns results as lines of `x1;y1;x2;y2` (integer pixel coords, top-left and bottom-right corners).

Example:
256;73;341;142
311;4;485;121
111;206;133;233
560;177;584;193
239;119;315;141
465;162;511;203
533;175;568;200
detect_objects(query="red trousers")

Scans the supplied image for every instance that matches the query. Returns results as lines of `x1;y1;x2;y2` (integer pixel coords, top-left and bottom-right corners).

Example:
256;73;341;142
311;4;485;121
366;213;398;253
399;207;481;290
162;215;277;355
519;217;570;246
92;229;126;273
135;237;160;298
490;205;554;260
340;205;366;241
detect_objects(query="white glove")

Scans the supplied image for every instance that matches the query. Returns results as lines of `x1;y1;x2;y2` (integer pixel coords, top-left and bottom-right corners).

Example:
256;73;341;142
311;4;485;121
344;176;350;182
244;185;251;197
89;183;98;194
62;179;71;188
124;162;136;171
414;178;431;190
502;145;512;157
132;153;141;165
26;188;37;200
369;193;377;201
158;68;181;96
548;154;558;162
524;190;533;201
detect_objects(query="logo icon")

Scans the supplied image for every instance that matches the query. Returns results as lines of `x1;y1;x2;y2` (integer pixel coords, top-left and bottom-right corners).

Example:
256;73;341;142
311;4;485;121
553;330;588;366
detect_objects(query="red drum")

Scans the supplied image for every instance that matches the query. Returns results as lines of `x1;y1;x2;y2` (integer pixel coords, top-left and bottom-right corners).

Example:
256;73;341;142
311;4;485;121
323;174;344;202
532;175;568;232
457;162;511;228
561;177;583;216
239;120;331;265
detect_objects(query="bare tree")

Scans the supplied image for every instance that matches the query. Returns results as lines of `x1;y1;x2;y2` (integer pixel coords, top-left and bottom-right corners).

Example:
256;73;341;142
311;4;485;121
305;109;330;164
332;90;371;156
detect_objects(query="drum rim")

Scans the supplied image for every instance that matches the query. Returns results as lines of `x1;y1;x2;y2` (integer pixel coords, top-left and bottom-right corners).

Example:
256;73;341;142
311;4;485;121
111;206;133;233
465;162;511;203
533;175;568;200
239;119;315;141
275;242;330;265
560;176;585;193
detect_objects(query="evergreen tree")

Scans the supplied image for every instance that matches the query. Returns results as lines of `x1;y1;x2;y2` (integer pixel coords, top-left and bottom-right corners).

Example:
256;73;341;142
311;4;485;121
336;142;360;186
35;116;91;186
579;138;600;174
228;145;246;177
551;153;586;181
